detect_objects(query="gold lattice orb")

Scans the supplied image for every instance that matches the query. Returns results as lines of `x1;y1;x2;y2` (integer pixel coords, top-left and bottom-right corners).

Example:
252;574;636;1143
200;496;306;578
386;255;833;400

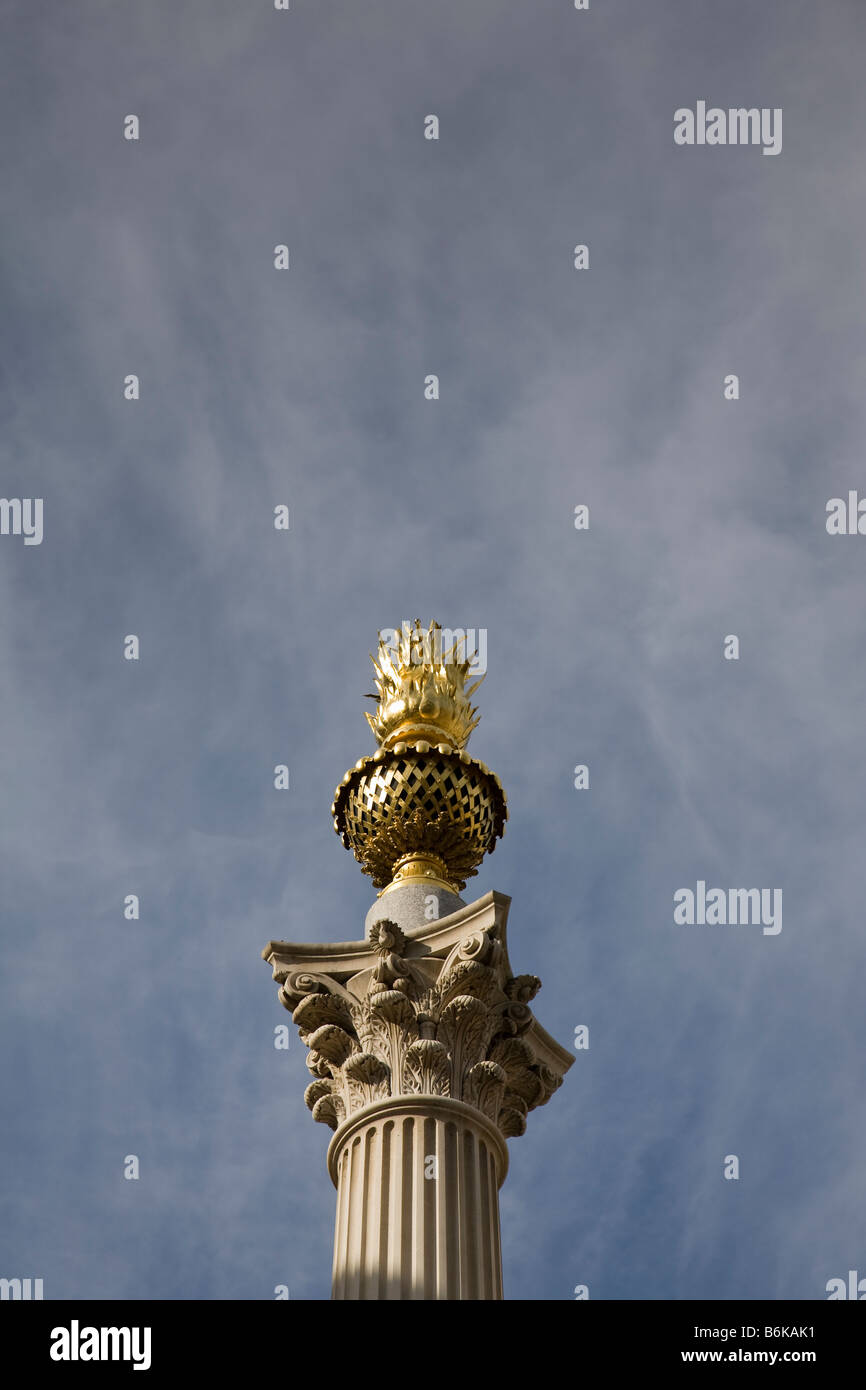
332;622;507;893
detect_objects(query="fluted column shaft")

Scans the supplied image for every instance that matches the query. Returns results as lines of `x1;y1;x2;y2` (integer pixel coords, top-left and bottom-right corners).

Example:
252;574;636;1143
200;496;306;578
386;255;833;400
328;1096;508;1300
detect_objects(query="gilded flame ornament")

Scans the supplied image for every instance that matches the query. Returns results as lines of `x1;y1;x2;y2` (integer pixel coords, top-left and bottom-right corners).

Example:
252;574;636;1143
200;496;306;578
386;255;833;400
331;622;507;895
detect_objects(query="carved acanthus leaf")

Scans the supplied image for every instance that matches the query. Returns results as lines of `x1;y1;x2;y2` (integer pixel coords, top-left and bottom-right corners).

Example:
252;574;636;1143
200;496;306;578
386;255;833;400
403;1038;450;1096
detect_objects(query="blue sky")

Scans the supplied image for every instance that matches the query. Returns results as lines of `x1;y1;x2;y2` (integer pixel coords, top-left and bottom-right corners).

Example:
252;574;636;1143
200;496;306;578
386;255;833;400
1;0;865;1300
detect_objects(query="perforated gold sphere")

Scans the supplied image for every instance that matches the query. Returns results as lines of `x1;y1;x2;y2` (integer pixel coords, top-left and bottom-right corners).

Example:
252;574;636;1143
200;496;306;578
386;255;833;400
332;743;507;891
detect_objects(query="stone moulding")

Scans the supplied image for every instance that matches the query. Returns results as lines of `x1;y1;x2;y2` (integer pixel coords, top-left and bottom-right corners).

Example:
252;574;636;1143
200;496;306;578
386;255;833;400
325;1094;510;1189
262;890;574;1156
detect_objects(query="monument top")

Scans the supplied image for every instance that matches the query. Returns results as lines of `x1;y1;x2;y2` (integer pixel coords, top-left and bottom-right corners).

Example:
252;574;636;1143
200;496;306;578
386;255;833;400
331;621;507;896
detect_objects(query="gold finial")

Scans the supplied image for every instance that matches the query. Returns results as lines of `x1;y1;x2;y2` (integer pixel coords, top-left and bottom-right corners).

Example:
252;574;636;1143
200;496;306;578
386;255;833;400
365;620;483;751
332;621;507;894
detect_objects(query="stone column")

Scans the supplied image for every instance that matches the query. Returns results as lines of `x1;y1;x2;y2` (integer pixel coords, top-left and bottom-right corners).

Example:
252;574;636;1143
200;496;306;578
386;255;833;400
262;621;573;1299
329;1096;506;1300
262;890;573;1301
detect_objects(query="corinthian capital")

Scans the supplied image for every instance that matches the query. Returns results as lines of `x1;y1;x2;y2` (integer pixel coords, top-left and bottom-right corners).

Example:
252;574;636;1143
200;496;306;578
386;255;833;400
263;891;572;1142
